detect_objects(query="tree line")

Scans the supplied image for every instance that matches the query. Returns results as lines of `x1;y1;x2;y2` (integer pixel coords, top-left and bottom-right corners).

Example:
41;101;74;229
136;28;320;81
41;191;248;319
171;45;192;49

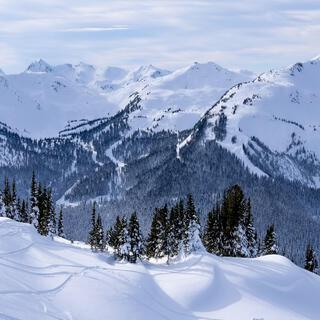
88;184;318;273
0;175;317;273
0;173;64;238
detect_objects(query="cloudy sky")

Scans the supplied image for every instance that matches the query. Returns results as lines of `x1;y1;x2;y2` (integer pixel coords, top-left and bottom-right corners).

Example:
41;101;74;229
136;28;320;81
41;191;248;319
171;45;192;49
0;0;319;73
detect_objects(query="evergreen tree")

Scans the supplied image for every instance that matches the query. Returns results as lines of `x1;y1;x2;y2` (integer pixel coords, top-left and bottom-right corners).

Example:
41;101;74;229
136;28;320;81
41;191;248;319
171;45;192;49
146;206;168;259
57;207;65;238
167;205;180;258
96;214;105;252
184;194;203;254
10;180;19;221
88;202;98;251
244;199;258;257
128;212;144;263
106;225;116;249
116;217;130;260
262;224;279;255
19;199;29;223
48;199;57;237
37;187;50;236
204;206;222;255
0;190;5;217
29;172;39;227
304;244;318;273
3;177;12;219
109;216;123;252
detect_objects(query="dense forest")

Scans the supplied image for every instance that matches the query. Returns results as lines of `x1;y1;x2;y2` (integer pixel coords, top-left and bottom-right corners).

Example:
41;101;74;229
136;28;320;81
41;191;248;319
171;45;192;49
0;174;317;273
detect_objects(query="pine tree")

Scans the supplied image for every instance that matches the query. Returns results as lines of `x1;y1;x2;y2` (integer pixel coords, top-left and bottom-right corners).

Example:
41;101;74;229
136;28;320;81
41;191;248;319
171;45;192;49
37;187;50;236
109;216;122;252
262;224;279;255
106;225;116;249
48;199;57;237
184;194;203;254
10;180;19;221
244;199;258;257
220;185;249;257
128;212;144;263
19;199;29;223
146;206;168;259
0;190;5;217
3;177;12;218
57;207;65;238
29;172;39;227
204;206;222;255
304;244;318;273
96;214;105;252
167;205;180;258
88;202;98;251
116;217;130;260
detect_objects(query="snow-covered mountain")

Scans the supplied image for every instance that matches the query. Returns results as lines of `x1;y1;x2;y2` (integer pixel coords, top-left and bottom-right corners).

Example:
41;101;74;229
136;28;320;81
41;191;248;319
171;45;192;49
1;217;319;320
0;59;254;137
179;56;320;187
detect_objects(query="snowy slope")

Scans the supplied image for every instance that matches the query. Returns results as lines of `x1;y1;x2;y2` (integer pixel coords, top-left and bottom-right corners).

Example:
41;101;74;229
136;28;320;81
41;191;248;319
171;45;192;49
114;62;254;134
0;60;254;138
179;56;320;186
1;217;319;320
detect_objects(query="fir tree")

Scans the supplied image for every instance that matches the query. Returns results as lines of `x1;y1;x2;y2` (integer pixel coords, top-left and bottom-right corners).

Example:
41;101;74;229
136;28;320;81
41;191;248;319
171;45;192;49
304;244;318;273
167;205;180;258
0;190;5;217
96;214;105;252
116;217;130;260
106;225;116;249
146;206;168;259
48;200;57;237
204;206;222;255
57;207;65;238
88;202;98;251
29;172;39;227
184;194;203;254
128;212;144;263
19;199;29;223
110;216;123;251
37;187;50;236
244;199;258;257
10;180;19;221
262;224;279;255
3;177;12;219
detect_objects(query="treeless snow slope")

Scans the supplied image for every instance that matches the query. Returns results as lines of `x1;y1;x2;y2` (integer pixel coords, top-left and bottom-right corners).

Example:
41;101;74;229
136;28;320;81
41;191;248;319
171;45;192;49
0;217;319;320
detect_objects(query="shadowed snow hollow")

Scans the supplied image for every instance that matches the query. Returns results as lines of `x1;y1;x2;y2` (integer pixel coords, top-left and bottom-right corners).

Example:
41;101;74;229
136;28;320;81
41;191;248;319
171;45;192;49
0;217;319;320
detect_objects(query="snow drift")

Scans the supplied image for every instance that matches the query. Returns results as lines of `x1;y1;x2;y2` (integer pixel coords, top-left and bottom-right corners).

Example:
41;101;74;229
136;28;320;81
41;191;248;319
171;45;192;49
0;217;319;320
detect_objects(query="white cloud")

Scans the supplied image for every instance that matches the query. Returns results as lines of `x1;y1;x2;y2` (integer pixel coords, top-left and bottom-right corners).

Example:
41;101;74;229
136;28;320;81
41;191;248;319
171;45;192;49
0;0;319;73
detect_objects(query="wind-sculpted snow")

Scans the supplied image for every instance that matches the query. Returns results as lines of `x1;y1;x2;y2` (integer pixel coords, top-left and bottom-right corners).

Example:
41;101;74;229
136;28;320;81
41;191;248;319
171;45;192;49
0;217;319;320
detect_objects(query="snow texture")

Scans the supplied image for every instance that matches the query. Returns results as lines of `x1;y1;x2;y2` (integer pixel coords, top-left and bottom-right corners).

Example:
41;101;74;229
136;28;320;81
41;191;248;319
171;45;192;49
0;217;319;320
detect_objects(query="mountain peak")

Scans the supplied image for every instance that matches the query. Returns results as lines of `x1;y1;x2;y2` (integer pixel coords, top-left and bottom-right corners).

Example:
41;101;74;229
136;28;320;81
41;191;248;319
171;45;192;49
131;64;171;81
26;59;53;73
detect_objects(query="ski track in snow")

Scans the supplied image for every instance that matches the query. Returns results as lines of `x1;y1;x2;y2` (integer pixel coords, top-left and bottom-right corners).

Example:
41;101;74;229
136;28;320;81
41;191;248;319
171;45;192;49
0;217;320;320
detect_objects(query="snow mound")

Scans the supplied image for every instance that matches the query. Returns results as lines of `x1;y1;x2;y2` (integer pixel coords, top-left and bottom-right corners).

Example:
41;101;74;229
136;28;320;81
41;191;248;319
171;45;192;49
0;217;319;320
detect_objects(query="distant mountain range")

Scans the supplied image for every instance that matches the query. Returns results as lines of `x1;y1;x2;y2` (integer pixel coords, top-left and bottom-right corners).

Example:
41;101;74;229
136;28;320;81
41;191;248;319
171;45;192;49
0;59;254;138
1;57;320;264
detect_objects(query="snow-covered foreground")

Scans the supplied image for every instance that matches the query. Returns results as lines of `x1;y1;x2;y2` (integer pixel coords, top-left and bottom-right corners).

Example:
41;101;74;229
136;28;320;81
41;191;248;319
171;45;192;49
0;218;319;320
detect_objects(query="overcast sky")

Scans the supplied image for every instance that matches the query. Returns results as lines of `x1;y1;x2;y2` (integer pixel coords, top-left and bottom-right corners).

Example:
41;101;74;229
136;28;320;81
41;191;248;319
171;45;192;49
0;0;319;73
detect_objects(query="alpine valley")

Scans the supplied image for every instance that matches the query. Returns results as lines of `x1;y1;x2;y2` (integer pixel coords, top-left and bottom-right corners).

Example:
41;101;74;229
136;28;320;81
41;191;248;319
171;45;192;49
1;57;320;265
